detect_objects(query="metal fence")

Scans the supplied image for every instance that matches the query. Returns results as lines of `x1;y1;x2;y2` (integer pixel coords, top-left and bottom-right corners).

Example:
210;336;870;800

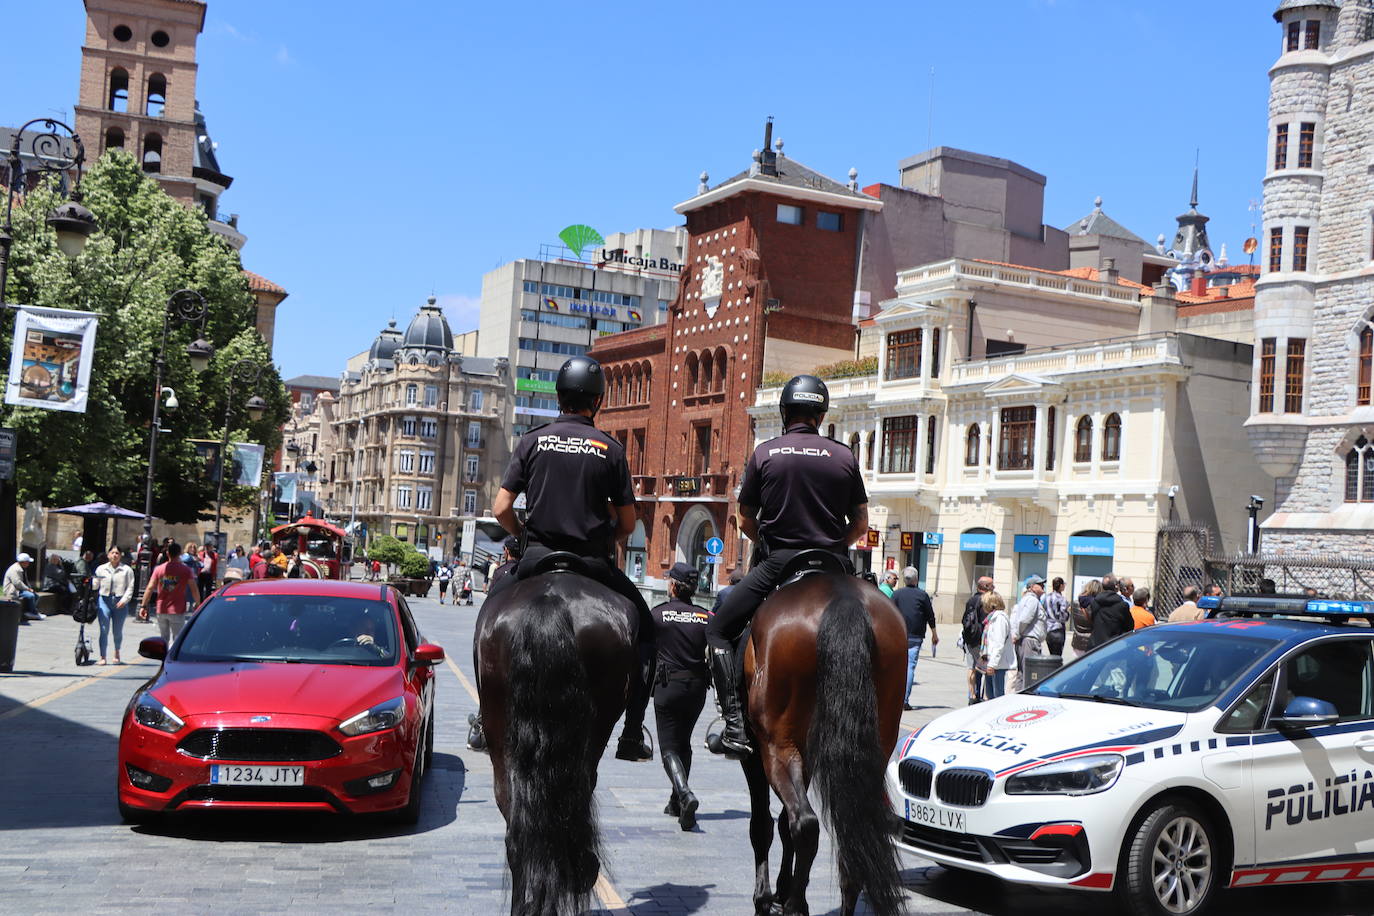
1154;523;1214;611
1204;552;1374;600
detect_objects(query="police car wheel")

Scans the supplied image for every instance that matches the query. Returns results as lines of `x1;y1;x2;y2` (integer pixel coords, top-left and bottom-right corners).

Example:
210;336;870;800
1119;799;1218;916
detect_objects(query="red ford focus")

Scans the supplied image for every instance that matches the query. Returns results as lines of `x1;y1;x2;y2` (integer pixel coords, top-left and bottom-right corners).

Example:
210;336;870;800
117;579;443;824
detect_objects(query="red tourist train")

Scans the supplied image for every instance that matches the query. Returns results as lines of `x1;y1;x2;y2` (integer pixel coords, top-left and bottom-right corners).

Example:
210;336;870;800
270;514;354;580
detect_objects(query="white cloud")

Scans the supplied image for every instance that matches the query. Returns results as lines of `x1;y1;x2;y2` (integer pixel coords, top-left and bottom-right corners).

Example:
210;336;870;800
436;293;482;332
275;44;295;66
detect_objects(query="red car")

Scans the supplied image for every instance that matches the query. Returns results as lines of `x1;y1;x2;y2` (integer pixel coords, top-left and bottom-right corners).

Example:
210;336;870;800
117;579;443;824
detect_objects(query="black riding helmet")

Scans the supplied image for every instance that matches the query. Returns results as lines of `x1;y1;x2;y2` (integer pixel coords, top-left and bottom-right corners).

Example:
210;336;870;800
778;374;829;425
556;355;605;396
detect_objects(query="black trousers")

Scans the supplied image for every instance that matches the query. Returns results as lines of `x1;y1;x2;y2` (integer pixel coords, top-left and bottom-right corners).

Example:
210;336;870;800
705;548;850;651
1045;628;1065;656
486;544;654;647
654;672;707;773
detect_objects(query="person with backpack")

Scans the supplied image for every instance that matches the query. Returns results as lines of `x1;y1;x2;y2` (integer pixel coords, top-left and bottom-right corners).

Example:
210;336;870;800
1042;576;1069;656
436;564;452;603
961;575;994;704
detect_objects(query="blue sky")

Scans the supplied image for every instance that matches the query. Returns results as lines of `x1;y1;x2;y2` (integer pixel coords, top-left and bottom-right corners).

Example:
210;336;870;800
5;1;1276;378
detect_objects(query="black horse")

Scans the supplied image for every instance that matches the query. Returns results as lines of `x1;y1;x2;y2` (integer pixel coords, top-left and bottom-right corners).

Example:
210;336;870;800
474;562;638;916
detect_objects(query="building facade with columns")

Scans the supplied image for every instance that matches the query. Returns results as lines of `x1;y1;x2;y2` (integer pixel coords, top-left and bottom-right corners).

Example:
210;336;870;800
1246;0;1374;555
750;258;1269;619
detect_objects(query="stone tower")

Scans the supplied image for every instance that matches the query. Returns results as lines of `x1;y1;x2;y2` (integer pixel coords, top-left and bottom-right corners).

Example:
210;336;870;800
1247;0;1374;554
73;0;243;249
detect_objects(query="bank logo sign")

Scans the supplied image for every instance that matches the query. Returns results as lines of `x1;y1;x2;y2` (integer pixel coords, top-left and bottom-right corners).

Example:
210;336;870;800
559;224;605;260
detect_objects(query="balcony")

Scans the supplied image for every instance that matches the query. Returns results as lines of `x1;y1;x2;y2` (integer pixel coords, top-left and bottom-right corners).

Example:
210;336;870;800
465;438;485;450
633;475;656;496
895;257;1141;306
947;333;1183;386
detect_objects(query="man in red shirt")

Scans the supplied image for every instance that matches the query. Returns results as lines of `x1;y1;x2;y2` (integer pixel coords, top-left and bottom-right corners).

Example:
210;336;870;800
140;542;201;643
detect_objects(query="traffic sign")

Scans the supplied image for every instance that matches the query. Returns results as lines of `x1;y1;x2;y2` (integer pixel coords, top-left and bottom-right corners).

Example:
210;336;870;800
705;536;724;556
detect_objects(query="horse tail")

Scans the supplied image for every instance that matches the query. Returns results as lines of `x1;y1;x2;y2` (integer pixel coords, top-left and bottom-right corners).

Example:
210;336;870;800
808;582;904;916
504;594;601;916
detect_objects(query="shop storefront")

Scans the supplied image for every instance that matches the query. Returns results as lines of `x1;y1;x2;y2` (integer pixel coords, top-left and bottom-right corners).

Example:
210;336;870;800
850;528;878;575
1013;534;1049;590
900;531;942;589
959;528;996;591
1069;531;1114;595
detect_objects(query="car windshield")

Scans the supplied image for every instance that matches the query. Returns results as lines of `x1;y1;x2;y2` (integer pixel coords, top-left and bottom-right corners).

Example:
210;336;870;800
175;593;399;667
1029;629;1279;712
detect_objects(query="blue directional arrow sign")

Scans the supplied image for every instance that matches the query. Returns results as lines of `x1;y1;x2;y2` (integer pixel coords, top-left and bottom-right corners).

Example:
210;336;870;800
705;537;724;556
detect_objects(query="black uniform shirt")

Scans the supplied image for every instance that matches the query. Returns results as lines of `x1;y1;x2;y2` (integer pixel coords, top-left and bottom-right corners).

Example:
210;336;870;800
501;413;634;553
738;423;867;552
651;597;709;676
894;586;936;641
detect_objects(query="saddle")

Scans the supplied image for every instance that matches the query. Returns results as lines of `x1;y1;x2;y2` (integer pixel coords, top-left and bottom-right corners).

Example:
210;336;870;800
775;549;848;591
526;550;593;577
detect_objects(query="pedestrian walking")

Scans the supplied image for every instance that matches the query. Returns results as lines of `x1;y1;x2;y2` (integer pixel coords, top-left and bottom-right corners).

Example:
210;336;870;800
93;547;134;665
651;562;709;831
226;546;250;581
879;570;898;599
141;542;200;643
1009;575;1047;692
4;553;42;621
1042;577;1068;656
893;566;937;710
1088;574;1133;647
978;591;1015;699
961;576;993;703
436;564;452;603
199;542;218;593
458;567;475;605
1130;587;1156;629
1168;585;1205;622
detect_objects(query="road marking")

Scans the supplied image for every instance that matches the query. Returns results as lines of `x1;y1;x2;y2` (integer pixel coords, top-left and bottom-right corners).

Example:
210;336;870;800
442;650;629;914
0;663;129;722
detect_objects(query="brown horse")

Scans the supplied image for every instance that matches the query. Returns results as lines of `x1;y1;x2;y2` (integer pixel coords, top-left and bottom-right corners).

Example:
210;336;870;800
740;571;908;916
475;568;638;916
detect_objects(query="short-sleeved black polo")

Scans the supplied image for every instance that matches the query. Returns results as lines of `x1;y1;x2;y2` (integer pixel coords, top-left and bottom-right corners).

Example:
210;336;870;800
737;423;867;552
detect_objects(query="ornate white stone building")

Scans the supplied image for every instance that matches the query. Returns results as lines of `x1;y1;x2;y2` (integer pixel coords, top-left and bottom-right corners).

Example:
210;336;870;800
1247;0;1374;553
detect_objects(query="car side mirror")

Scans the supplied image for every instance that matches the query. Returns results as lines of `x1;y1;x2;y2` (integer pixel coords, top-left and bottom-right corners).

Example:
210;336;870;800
414;643;444;665
138;637;167;661
1271;695;1339;730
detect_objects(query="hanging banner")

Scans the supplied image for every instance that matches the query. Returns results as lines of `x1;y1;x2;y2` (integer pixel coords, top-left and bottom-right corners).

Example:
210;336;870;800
5;306;99;413
274;472;298;505
231;443;265;487
191;440;222;483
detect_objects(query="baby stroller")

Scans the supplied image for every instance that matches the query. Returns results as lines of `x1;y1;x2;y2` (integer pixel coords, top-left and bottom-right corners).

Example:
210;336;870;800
458;572;474;606
72;582;97;666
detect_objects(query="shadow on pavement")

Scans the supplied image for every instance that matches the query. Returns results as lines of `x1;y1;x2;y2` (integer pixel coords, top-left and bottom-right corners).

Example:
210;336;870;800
616;882;714;915
695;807;751;822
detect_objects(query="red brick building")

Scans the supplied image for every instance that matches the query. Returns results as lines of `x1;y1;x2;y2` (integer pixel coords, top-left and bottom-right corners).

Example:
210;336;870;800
591;127;882;593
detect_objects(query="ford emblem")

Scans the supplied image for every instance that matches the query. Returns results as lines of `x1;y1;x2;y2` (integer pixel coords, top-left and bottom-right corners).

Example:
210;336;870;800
943;754;957;764
250;715;271;723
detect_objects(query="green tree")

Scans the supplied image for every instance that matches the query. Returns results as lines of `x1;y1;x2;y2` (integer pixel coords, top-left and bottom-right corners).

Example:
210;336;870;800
399;549;432;579
368;535;407;569
2;151;289;521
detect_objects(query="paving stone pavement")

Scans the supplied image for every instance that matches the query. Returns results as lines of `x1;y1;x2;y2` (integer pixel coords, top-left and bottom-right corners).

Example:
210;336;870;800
0;595;1365;914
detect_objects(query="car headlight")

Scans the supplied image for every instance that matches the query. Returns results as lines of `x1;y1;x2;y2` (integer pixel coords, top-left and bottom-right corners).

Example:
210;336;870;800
338;697;406;737
1004;753;1124;796
133;694;185;734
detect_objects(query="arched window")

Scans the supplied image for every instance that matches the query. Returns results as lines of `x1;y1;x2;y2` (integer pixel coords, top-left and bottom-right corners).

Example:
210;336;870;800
827;423;836;439
965;423;981;466
1074;416;1093;462
700;350;713;394
104;127;125;150
714;347;728;391
1346;436;1374;503
142;133;162;173
632;368;642;403
848;432;860;456
685;352;698;394
108;67;129;112
1102;413;1122;461
146;73;167;117
643;364;652;402
865;431;875;470
1359;325;1373;406
405;384;417;405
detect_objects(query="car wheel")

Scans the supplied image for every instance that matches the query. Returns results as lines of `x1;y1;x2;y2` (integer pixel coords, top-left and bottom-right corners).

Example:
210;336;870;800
391;723;426;825
424;708;435;771
118;799;160;826
1119;799;1219;916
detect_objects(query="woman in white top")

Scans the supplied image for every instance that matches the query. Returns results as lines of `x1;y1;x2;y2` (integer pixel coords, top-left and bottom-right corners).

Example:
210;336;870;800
93;547;135;665
978;591;1016;699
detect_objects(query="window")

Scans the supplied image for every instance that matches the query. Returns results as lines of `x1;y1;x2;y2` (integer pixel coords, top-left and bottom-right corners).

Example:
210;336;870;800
401;416;417;436
925;416;937;474
418;450;435;474
395;485;412;509
146;73;166;117
1274;123;1289;170
1259;338;1277;412
142;133;162;173
1287;20;1301;51
104;127;124;151
1269;227;1283;273
466;421;482;448
985;339;1026;358
1285;338;1307;413
424;385;438;407
470;389;484;412
1347;437;1374;502
1074;416;1093;463
1305;19;1321;50
685;352;698;392
847;431;860;457
150;29;170;47
113;24;132;42
965;424;981;467
517;339;587;356
881;416;918;474
108;67;129;112
1046;406;1057;472
692;424;711;475
398;450;415;473
1360;326;1372;406
1102;413;1122;462
405;384;417;405
930;327;941;378
885;329;922;380
394;523;409;541
998;406;1036;470
777;204;803;225
419;417;437;438
633;429;646;475
1293;226;1310;272
416;486;432;511
1298;122;1315;168
700;351;714;393
817;211;842;232
464;454;479;482
865;431;874;470
463;489;478;515
1281;639;1374;721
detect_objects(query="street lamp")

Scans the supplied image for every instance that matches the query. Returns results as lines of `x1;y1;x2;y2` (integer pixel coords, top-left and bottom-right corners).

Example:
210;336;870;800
211;357;266;549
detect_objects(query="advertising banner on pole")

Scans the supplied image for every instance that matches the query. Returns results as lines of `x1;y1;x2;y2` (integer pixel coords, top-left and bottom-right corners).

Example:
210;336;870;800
274;472;298;505
231;443;265;487
5;306;99;413
191;440;221;483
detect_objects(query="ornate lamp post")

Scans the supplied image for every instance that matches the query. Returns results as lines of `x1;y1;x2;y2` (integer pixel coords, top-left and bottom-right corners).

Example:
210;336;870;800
211;357;267;549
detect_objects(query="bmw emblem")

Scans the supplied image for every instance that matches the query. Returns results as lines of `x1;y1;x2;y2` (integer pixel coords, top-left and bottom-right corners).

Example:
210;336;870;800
943;754;957;764
250;715;272;723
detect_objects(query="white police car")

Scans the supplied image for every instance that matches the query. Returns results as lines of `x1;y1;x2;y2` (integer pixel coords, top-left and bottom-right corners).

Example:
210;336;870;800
886;597;1374;916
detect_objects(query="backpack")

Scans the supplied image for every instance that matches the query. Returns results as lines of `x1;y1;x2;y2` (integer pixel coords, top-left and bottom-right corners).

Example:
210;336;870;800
961;596;985;648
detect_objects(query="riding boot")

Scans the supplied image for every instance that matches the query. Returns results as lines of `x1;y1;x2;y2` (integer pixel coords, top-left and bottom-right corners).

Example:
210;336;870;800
615;647;655;761
466;712;487;752
664;794;680;817
663;751;698;831
709;646;753;759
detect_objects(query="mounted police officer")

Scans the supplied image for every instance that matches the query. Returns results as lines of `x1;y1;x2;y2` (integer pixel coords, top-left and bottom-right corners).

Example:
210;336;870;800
705;374;869;758
653;562;709;831
488;355;657;761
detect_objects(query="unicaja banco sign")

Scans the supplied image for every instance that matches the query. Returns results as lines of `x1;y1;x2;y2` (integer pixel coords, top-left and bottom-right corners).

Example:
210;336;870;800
598;247;683;274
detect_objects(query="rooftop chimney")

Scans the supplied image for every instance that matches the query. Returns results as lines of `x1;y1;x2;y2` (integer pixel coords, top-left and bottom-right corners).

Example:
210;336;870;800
1190;273;1207;298
1100;256;1118;287
760;117;778;177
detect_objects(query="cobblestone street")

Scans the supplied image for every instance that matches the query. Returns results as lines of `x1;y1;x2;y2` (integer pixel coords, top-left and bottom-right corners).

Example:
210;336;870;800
0;595;1364;915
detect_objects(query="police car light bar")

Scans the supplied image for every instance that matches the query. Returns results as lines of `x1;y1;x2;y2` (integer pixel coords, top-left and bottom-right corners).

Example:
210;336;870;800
1199;595;1374;618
